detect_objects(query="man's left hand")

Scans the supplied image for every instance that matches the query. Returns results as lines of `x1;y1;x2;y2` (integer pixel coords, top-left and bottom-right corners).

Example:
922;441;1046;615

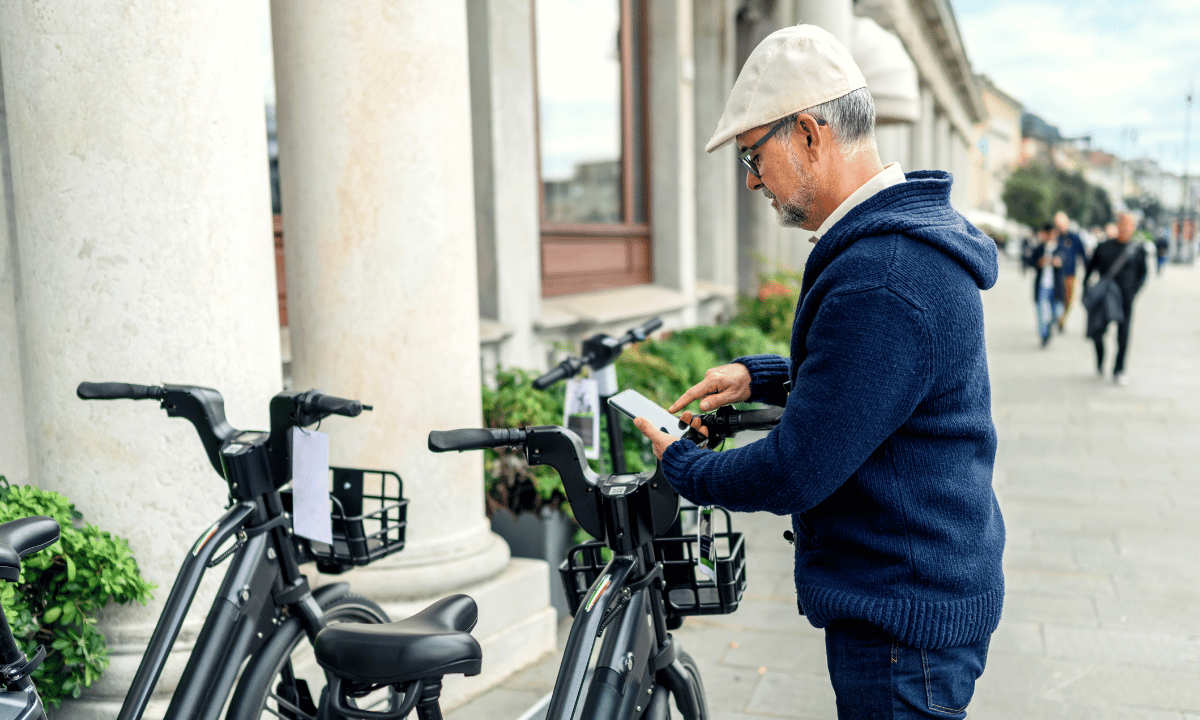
633;413;706;460
633;417;677;460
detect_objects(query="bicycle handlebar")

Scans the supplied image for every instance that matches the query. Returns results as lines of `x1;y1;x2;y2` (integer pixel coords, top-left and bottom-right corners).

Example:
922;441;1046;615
428;428;527;453
531;357;584;391
621;316;663;344
531;317;662;390
683;405;785;449
295;390;372;419
77;382;165;401
78;381;372;491
428;424;678;548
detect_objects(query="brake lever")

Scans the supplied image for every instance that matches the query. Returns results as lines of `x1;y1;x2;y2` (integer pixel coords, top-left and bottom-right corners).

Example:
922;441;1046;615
682;412;722;450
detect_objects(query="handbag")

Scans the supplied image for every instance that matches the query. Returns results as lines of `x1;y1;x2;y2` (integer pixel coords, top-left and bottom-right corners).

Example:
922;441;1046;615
1083;243;1137;337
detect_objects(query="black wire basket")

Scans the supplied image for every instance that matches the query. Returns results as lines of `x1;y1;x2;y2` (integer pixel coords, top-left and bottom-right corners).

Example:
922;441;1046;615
283;467;408;575
558;506;746;617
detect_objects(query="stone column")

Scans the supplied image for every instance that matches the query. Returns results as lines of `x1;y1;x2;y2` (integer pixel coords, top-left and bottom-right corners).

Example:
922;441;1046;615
913;85;936;171
694;0;738;291
0;2;281;717
795;0;851;45
876;125;912;168
468;0;542;371
934;113;951;173
270;0;554;705
0;61;29;487
650;0;698;324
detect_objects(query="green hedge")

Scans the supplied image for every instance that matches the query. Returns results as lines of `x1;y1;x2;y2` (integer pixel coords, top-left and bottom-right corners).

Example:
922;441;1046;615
0;478;155;708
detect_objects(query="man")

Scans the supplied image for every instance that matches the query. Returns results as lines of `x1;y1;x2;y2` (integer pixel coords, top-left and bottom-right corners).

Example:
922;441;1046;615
1084;212;1147;385
1053;211;1090;331
1025;222;1066;347
631;25;1004;720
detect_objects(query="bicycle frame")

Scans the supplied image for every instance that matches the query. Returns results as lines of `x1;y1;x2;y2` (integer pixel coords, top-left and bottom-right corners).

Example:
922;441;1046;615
118;492;335;720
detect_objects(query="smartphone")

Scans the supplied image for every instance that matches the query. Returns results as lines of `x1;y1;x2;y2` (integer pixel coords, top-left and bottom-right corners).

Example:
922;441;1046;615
608;389;686;438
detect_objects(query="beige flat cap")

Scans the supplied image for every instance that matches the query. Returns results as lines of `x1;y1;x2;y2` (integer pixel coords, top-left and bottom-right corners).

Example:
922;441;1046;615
706;24;868;153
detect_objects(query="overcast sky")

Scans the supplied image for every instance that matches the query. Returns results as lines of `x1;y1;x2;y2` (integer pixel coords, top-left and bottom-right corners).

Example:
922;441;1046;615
954;0;1200;176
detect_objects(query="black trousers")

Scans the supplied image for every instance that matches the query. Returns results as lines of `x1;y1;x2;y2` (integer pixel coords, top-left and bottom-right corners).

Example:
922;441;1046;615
1094;298;1135;375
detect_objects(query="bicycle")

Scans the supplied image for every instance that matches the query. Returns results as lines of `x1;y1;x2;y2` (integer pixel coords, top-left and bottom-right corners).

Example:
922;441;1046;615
300;405;773;720
532;317;662;474
4;382;435;720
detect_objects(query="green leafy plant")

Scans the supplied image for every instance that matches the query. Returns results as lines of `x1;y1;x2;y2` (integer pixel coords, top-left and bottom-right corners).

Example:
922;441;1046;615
481;369;568;516
0;477;155;708
730;265;804;344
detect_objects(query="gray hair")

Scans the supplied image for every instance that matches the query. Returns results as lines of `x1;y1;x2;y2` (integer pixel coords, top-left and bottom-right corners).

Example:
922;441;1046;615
774;87;877;160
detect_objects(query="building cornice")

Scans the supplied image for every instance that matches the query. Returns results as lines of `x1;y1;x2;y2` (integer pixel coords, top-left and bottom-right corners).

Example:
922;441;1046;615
855;0;987;136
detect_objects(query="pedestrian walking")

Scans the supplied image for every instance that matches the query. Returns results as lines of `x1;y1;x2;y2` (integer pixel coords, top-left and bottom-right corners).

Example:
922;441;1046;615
1053;211;1089;331
1026;223;1066;346
1084;212;1147;385
1155;226;1170;274
631;24;1003;720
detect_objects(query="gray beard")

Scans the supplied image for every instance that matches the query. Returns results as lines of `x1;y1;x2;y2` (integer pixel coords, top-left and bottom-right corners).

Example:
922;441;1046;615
772;147;817;229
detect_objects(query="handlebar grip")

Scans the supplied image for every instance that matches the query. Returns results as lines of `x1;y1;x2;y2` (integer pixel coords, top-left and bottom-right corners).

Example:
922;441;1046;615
77;382;164;401
532;363;571;390
301;392;366;417
628;316;663;341
428;428;526;452
733;407;786;431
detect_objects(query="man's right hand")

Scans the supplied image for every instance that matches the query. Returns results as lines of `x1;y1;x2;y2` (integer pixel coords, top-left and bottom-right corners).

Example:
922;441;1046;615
668;363;752;413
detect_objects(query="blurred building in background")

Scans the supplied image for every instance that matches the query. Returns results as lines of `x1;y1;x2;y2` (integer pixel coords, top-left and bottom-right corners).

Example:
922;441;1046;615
969;74;1022;216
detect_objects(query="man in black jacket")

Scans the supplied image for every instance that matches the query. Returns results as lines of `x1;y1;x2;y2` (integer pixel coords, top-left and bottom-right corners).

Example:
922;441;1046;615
1084;212;1147;384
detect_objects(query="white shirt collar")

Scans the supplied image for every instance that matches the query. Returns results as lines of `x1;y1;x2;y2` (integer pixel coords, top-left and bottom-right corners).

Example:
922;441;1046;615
810;163;906;243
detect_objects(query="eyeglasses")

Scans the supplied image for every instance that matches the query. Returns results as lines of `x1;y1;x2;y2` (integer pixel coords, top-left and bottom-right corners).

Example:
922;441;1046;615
738;117;826;179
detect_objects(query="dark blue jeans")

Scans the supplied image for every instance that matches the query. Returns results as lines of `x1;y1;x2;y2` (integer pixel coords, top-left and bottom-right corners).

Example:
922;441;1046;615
825;620;990;719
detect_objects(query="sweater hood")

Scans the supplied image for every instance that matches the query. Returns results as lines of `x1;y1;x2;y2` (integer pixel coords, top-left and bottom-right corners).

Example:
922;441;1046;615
806;170;999;292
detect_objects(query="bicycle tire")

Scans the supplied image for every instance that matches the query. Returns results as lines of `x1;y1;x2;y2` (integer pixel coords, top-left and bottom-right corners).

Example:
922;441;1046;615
225;593;392;720
670;651;709;720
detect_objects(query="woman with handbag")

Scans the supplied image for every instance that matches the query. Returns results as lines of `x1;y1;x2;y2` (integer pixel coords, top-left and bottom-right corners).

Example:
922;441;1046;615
1083;213;1147;385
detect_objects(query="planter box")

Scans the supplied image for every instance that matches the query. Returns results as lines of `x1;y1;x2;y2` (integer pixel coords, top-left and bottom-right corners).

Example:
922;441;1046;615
490;506;578;618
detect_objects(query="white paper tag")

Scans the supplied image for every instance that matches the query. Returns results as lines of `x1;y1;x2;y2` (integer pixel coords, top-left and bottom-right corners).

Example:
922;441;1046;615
290;427;332;545
697;506;716;581
564;378;601;460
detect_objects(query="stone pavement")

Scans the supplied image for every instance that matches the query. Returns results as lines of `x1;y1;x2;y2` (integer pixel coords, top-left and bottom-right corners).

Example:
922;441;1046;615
447;255;1200;719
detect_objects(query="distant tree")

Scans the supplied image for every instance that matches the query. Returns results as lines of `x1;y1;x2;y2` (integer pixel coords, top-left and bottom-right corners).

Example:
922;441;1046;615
1087;185;1112;228
1003;164;1115;230
1052;170;1090;223
1002;166;1052;228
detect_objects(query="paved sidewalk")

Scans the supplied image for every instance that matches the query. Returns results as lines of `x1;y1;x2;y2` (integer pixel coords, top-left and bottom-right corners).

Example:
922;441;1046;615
449;256;1200;719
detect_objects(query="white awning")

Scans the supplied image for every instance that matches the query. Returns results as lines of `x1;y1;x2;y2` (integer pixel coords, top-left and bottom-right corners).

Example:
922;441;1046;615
851;16;919;125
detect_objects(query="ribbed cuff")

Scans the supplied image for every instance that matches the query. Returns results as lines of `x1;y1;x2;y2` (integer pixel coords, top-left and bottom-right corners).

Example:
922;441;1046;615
732;354;790;404
661;437;709;506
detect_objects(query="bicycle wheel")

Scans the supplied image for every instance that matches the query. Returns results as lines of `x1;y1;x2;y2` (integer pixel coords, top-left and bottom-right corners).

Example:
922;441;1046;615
670;651;709;720
226;593;393;720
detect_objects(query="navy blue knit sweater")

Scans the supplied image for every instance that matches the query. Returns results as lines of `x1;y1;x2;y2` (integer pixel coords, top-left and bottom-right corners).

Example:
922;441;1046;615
661;171;1005;649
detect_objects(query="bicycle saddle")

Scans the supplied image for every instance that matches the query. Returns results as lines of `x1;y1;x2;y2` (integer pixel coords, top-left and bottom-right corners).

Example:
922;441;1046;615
0;516;61;581
314;594;482;685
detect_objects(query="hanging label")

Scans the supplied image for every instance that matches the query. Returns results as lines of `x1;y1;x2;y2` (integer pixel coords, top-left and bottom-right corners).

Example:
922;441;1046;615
697;506;717;581
290;427;333;545
564;378;601;460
